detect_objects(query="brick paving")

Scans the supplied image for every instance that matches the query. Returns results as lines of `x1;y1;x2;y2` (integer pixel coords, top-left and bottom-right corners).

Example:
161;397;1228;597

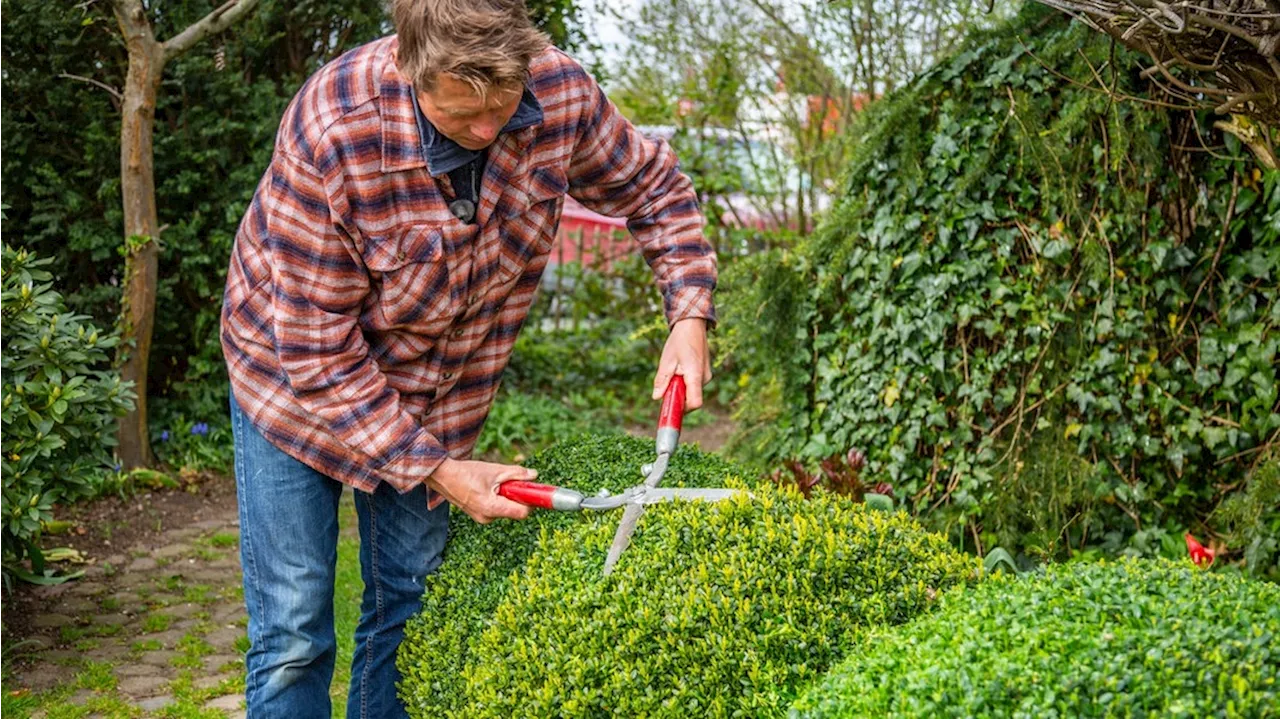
6;502;248;718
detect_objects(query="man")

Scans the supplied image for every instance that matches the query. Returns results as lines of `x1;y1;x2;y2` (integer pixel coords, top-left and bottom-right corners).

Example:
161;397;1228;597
219;0;716;716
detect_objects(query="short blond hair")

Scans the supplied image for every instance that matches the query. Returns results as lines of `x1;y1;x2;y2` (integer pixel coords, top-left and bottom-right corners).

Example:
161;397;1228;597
393;0;549;98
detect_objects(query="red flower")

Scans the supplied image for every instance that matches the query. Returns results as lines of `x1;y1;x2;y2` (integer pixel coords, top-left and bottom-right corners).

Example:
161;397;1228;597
1185;532;1216;568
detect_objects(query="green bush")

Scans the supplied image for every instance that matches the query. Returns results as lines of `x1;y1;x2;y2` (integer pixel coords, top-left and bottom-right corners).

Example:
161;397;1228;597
720;4;1280;560
791;558;1280;718
472;391;605;462
1215;452;1280;581
398;435;977;718
1;245;133;571
398;432;745;716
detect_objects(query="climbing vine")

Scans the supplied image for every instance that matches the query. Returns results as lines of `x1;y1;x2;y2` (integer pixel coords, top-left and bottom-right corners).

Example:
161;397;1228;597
719;5;1279;567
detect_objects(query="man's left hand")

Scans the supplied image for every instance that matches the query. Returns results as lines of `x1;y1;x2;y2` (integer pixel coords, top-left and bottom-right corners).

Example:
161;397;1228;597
652;318;711;411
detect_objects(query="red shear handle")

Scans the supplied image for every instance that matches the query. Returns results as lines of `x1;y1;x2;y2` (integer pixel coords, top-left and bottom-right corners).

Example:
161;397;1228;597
497;480;558;509
497;481;585;511
659;375;687;432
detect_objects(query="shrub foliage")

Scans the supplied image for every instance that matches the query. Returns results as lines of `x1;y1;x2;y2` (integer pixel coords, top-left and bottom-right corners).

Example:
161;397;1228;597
398;434;977;718
397;433;746;716
791;558;1280;718
720;5;1280;561
1;246;133;568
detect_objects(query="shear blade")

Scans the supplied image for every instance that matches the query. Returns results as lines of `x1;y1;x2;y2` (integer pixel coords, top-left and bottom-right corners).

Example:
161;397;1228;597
602;453;672;574
581;487;741;511
634;488;743;504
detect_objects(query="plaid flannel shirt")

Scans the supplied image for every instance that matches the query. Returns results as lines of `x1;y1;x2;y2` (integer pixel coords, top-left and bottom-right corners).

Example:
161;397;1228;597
220;37;717;502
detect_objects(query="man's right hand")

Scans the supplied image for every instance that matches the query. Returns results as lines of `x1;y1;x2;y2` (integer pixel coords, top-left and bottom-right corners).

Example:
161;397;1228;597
427;458;535;524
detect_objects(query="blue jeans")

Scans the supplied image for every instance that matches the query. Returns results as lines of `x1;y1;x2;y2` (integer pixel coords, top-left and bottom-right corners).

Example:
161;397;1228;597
231;393;449;719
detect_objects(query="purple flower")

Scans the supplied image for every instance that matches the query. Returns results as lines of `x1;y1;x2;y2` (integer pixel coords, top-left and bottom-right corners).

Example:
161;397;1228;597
160;430;170;442
191;422;210;437
114;463;122;472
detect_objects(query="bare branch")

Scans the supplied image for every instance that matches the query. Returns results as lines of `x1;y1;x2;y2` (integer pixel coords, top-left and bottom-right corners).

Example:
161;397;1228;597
162;0;261;63
1214;117;1280;168
1140;40;1232;95
58;72;124;103
1216;91;1266;113
1031;0;1280;127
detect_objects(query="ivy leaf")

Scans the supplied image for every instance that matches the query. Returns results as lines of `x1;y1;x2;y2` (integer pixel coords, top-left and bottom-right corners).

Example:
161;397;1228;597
1040;239;1071;260
1203;427;1226;449
883;382;901;408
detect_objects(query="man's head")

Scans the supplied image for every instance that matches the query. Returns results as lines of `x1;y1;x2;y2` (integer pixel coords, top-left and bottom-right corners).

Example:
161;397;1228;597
393;0;548;150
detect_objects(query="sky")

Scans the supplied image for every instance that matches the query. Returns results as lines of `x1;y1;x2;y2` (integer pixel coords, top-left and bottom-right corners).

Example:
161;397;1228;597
580;0;640;88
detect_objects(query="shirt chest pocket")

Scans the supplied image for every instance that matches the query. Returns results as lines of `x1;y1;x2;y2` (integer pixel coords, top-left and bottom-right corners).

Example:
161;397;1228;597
363;226;460;336
495;168;568;282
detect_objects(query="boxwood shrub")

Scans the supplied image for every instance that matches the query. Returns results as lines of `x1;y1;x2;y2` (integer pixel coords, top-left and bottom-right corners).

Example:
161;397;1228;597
398;435;977;718
397;432;746;716
791;559;1280;718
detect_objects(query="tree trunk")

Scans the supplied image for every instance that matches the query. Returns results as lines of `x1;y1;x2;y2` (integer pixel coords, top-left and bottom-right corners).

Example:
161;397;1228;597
113;2;166;470
109;0;261;470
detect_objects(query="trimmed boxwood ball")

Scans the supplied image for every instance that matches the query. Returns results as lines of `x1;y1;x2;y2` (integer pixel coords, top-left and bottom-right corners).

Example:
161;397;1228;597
397;432;747;718
791;559;1280;718
401;460;977;718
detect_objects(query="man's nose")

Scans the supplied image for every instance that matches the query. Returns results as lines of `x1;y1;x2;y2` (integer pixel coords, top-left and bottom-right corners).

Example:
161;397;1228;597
470;118;499;143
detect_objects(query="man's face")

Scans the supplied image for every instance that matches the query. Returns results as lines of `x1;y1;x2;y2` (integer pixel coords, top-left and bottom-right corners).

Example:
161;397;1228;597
418;74;523;151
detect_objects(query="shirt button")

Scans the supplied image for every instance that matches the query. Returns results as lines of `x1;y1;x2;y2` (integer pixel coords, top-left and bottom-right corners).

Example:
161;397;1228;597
452;328;464;338
396;251;406;261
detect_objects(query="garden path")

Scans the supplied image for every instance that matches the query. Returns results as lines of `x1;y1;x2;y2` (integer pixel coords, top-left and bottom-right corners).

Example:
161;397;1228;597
4;478;251;718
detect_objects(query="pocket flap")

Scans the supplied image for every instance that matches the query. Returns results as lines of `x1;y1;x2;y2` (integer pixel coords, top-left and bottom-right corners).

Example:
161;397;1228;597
364;226;444;272
501;166;569;220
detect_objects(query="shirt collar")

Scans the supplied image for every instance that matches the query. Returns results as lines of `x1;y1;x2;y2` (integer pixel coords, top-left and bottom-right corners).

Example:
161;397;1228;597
413;87;544;176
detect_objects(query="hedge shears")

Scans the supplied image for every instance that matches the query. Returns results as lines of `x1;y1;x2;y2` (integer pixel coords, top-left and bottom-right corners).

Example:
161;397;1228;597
497;376;737;574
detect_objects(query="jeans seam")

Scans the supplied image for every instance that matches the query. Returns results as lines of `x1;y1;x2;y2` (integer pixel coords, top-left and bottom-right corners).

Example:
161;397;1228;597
360;492;385;719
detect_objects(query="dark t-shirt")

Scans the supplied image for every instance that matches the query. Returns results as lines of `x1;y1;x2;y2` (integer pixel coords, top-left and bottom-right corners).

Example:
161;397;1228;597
445;152;486;222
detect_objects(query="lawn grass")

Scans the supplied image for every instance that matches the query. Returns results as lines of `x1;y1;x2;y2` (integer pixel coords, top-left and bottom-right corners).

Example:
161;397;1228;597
330;491;362;719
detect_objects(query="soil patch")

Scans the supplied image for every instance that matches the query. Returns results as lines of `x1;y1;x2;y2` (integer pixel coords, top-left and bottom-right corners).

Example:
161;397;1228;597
2;471;237;642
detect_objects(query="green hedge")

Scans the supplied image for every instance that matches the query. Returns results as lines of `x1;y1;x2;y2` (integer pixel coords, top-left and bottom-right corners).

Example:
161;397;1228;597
791;559;1280;718
398;434;977;718
397;433;745;716
1;246;134;575
719;4;1280;563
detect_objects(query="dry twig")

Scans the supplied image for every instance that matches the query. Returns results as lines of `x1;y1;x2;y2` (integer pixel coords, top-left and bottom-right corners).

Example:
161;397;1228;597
1033;1;1280;129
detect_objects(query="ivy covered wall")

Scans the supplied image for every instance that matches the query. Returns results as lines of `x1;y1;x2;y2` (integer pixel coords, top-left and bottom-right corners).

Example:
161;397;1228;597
720;5;1279;568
